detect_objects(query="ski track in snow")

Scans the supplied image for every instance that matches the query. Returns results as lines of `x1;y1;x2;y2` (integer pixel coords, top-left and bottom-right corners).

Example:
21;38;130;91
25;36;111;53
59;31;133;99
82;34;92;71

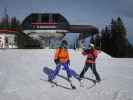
0;49;133;100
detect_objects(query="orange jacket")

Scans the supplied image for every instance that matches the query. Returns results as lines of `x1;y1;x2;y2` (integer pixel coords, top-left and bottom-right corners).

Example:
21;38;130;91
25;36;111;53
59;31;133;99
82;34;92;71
54;48;69;63
82;49;98;64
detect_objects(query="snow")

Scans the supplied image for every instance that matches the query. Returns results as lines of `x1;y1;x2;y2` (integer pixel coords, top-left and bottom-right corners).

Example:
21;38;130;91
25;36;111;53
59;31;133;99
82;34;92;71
0;49;133;100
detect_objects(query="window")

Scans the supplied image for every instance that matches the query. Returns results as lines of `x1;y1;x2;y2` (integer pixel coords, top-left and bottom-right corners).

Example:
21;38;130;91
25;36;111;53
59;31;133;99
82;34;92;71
42;14;49;23
5;37;8;46
53;14;67;24
53;14;60;23
31;15;38;22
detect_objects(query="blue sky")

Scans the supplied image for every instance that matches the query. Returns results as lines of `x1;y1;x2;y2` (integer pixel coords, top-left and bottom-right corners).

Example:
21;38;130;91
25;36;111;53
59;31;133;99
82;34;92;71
0;0;133;44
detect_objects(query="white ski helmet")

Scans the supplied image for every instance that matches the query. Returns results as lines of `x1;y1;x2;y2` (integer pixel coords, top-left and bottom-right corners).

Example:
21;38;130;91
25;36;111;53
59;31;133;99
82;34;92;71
89;43;95;48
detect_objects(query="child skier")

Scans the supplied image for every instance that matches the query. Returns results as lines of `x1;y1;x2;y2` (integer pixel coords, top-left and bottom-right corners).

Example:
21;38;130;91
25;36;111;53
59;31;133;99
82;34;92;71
79;43;101;82
48;40;76;89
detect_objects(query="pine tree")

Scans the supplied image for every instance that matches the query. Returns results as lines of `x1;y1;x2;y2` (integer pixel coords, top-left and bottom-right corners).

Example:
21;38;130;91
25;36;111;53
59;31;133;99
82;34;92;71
10;17;20;30
110;18;118;56
0;8;10;29
99;17;132;57
110;17;128;57
100;26;112;54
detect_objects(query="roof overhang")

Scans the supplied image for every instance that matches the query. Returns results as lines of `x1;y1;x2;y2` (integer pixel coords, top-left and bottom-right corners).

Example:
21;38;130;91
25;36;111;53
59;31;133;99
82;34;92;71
69;25;99;33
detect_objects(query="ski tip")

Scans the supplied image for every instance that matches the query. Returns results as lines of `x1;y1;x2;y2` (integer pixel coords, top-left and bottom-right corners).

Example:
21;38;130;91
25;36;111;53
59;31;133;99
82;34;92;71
71;84;76;89
72;86;76;89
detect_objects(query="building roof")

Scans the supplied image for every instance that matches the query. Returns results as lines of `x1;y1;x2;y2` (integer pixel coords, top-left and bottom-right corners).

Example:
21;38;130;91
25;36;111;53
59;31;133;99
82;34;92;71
22;13;98;34
22;13;70;30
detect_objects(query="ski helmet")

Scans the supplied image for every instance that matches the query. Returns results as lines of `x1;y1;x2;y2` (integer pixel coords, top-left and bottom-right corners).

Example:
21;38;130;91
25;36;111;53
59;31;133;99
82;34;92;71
60;40;68;48
89;43;95;49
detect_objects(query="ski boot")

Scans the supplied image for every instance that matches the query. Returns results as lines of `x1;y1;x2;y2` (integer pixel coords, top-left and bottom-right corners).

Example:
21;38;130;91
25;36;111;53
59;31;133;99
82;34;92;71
67;78;76;89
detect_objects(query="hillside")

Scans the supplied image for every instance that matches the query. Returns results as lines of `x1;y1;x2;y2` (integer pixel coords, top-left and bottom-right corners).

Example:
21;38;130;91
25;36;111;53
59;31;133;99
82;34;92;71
0;49;133;100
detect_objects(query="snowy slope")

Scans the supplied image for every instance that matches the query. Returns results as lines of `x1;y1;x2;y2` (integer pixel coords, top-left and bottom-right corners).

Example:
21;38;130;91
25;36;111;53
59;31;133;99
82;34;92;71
0;49;133;100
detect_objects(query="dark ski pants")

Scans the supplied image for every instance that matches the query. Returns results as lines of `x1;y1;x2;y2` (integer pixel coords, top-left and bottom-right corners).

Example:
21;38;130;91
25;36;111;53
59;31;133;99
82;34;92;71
48;63;80;81
80;63;101;81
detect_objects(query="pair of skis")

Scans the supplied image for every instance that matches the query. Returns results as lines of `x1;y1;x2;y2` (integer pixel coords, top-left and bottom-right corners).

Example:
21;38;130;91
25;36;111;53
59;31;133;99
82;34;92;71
79;78;103;89
45;78;102;90
48;79;76;89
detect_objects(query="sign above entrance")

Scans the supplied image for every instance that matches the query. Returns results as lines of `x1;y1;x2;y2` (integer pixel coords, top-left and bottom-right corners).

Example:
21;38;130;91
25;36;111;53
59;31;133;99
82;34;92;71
32;22;57;29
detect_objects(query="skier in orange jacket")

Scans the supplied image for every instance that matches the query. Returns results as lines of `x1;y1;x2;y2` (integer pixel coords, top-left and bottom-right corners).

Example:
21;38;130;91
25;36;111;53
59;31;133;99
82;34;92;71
54;44;70;64
48;40;78;89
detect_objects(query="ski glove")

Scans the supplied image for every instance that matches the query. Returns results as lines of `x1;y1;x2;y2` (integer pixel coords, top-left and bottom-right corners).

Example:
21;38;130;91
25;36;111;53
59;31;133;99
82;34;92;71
67;60;70;65
54;59;60;65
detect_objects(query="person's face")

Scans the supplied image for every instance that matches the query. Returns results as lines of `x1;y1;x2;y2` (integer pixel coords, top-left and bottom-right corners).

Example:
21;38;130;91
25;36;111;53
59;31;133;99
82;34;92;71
61;43;67;48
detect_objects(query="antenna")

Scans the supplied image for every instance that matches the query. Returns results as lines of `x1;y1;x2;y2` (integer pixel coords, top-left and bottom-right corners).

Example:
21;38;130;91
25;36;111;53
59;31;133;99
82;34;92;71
4;8;8;18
